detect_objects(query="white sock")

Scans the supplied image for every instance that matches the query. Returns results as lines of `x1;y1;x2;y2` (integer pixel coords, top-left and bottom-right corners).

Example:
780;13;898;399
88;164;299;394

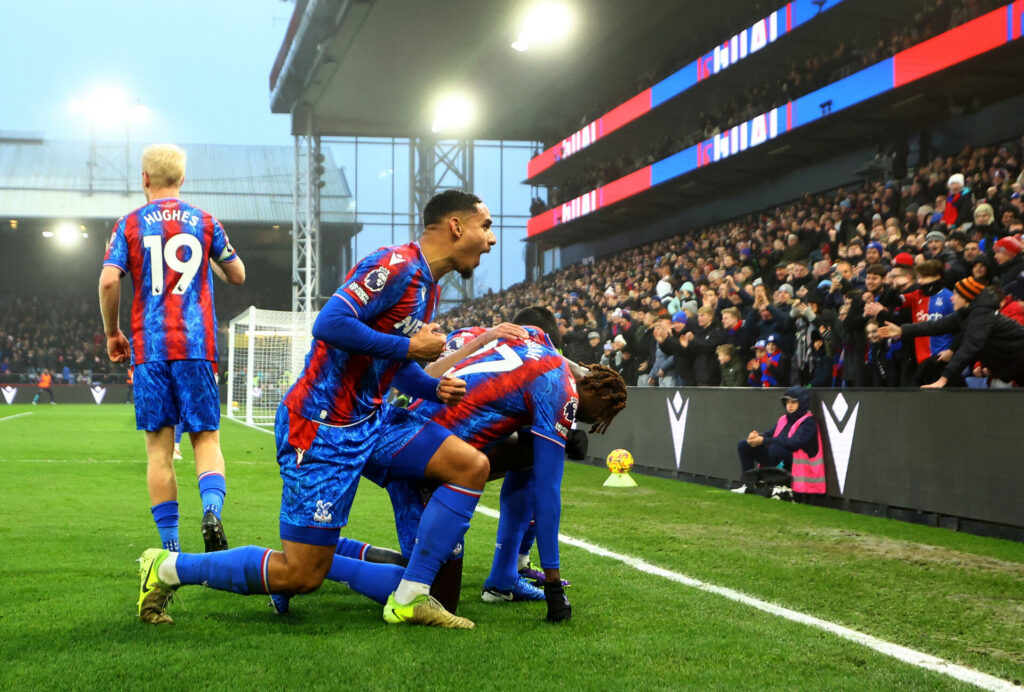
394;579;429;605
517;554;531;571
157;552;181;586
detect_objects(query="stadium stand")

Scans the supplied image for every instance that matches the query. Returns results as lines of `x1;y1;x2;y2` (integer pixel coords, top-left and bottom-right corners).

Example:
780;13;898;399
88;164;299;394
537;0;1009;210
444;136;1024;388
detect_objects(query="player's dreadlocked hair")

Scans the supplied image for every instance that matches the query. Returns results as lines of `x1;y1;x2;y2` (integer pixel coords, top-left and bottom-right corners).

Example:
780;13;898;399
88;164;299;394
577;363;628;434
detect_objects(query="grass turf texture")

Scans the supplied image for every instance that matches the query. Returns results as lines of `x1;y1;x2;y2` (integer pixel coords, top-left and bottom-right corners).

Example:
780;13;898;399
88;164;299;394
1;404;1022;691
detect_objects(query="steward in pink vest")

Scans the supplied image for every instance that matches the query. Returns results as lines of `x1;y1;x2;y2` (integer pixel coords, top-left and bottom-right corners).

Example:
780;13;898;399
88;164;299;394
735;385;825;494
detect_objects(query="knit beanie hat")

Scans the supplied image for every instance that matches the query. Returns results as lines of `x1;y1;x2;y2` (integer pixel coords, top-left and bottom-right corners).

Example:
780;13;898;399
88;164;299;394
953;277;984;301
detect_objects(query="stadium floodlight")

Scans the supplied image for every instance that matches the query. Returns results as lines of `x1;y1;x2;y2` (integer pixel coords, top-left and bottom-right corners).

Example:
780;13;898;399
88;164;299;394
54;223;81;247
70;87;150;126
430;92;476;134
512;2;573;51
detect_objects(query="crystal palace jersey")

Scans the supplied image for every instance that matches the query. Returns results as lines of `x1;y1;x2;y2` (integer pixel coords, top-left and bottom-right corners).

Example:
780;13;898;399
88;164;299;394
283;242;440;425
102;197;237;365
411;326;578;450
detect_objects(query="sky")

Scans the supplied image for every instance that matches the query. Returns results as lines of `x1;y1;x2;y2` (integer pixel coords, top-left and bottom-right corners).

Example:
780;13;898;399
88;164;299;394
0;0;296;146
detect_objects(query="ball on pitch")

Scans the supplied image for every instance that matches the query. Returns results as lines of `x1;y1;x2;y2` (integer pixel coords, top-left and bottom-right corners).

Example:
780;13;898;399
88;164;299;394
606;448;634;474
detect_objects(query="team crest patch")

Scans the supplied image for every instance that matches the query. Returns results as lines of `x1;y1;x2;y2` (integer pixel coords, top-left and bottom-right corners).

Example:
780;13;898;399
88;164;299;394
363;267;390;292
563;398;578;422
313;500;333;523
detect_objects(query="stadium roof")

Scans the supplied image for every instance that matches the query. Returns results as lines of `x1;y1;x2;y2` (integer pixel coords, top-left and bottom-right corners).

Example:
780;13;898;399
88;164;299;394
0;134;354;225
268;0;771;141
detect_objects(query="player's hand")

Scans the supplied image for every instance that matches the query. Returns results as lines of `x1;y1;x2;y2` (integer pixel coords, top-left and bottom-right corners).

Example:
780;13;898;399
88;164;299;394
408;323;446;361
544;582;572;622
478;322;528;345
936;349;953;363
436;376;466;405
107;331;131;362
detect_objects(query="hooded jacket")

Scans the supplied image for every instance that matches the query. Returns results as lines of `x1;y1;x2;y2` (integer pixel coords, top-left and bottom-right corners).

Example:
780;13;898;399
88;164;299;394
760;386;819;459
899;288;1024;383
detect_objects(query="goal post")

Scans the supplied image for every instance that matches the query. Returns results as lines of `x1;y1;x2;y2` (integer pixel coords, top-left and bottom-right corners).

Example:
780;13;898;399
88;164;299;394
226;306;315;427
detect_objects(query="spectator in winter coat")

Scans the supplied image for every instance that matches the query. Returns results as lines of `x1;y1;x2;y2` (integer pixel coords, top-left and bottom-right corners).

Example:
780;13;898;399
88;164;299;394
993;236;1024;291
760;334;789;387
863;320;895;387
688;307;724;386
806;330;835;387
719;306;755;364
878;278;1024;387
731;386;821;495
716;344;746;387
655;312;696;385
943;173;974;228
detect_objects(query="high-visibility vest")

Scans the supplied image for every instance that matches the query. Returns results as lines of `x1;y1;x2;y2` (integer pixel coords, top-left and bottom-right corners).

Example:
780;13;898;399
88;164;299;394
39;373;51;388
773;410;825;494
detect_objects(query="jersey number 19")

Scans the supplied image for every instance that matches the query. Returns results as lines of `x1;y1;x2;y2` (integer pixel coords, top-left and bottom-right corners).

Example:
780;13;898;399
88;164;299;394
143;234;202;296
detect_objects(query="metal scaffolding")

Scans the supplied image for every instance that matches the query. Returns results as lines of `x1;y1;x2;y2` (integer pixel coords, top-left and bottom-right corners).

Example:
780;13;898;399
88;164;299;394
292;114;323;314
409;137;475;311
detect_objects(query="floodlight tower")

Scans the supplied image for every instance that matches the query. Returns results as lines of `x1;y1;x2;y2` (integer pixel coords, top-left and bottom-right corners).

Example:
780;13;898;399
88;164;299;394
412;93;477;310
293;108;324;315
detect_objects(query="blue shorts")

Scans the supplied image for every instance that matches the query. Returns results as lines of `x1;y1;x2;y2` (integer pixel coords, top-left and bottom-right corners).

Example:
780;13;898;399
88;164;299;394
134;360;220;433
276;403;451;548
276;404;378;546
362;406;453;487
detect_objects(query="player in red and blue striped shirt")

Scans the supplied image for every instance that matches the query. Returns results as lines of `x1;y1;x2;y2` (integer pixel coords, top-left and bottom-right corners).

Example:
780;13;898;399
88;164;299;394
355;311;627;622
100;143;245;556
136;190;501;630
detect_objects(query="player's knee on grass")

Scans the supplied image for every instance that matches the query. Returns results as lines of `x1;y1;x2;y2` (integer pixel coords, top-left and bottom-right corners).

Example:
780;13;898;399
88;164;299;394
275;543;334;594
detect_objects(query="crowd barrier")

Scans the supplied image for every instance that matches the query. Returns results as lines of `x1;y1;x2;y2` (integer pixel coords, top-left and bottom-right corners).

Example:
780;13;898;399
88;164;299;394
587;387;1024;532
0;383;134;405
6;383;1020;534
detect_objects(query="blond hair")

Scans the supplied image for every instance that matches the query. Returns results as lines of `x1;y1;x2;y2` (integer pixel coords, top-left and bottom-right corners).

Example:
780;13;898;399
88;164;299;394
142;144;186;188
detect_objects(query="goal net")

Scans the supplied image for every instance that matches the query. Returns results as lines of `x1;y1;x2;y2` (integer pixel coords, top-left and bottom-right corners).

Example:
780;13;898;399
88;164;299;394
226;307;315;427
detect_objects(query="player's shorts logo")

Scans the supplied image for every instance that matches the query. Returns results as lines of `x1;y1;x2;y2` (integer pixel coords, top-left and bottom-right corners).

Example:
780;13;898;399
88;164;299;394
363;267;390;292
313;500;333;523
563;398;578;422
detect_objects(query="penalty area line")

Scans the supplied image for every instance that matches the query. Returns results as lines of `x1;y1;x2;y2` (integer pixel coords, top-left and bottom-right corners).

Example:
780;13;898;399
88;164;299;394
0;411;34;423
225;415;275;436
474;504;1017;692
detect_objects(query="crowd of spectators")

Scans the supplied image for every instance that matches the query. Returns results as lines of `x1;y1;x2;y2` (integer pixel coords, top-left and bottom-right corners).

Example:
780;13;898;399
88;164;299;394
0;256;288;386
445;137;1024;389
541;0;1004;209
0;292;114;385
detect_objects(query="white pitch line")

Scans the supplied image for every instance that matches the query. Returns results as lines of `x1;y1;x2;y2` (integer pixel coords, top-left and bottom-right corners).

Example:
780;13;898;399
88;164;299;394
225;416;275;435
474;504;1018;692
0;411;34;423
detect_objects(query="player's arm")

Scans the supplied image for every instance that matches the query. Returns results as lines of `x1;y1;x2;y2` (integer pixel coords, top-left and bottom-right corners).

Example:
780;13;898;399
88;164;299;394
212;256;245;285
530;433;571;622
209;219;245;284
391;361;466;405
423;323;529;377
312;296;443;361
99;217;131;364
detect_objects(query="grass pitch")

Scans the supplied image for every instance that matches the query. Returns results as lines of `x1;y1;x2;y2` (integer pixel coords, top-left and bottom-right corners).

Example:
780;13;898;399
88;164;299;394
1;404;1022;691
